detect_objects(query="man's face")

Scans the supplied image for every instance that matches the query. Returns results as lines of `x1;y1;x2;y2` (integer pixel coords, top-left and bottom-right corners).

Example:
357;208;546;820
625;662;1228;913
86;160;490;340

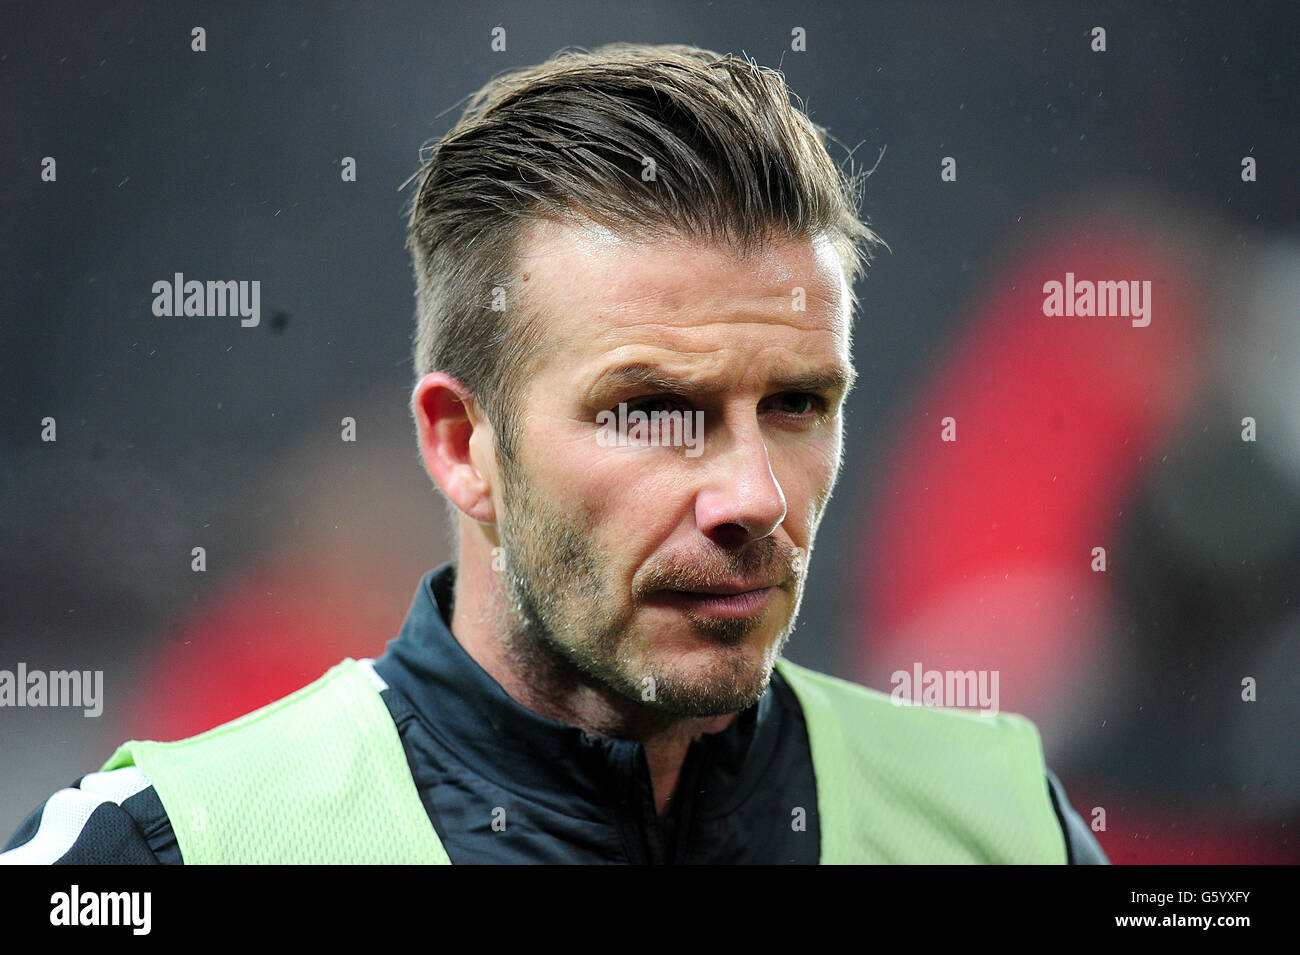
491;219;854;717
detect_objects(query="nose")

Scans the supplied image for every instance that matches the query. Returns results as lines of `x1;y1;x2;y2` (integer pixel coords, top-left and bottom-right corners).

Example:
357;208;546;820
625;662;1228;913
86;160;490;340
694;417;787;549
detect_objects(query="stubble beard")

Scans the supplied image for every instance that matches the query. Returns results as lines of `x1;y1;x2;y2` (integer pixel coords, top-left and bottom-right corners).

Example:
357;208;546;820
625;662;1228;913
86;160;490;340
492;450;800;718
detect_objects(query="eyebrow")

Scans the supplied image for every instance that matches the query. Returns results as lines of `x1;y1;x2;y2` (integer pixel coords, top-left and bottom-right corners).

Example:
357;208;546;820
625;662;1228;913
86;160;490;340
586;361;858;403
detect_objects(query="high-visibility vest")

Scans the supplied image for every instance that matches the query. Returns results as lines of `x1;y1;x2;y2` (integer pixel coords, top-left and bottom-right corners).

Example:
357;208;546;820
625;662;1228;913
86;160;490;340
101;657;1067;864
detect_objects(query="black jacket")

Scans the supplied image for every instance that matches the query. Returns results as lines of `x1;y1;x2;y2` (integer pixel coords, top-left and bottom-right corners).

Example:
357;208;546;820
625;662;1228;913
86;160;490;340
2;563;1109;864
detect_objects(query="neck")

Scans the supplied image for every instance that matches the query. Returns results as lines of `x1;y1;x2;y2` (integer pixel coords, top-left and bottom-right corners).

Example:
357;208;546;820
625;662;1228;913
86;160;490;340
449;543;736;816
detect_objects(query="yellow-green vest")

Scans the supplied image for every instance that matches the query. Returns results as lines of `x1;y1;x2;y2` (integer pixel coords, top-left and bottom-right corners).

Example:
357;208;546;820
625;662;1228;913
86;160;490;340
101;657;1067;864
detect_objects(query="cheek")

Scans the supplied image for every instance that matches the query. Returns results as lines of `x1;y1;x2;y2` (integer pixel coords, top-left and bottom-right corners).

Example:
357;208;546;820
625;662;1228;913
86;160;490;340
524;428;662;536
776;435;842;527
571;444;703;557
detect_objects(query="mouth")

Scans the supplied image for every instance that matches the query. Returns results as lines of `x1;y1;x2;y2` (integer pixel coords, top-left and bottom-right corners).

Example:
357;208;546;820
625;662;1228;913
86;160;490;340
653;585;777;620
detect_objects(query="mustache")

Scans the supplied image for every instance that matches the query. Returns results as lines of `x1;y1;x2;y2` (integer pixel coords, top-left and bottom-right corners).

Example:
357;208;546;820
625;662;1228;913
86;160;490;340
636;537;804;595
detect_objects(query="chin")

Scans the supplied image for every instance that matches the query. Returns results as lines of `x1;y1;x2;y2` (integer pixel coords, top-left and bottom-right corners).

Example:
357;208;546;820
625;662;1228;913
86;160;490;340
639;641;776;716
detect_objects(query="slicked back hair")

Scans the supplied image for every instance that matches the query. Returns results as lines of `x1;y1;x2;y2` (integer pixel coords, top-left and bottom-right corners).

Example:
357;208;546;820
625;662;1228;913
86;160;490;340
405;41;881;480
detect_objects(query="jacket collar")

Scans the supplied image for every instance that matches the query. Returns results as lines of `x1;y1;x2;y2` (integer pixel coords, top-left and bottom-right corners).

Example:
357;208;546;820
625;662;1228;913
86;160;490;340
372;563;782;815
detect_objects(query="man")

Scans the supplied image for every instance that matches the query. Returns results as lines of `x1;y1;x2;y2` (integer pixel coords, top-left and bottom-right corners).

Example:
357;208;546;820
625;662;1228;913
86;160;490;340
3;43;1105;864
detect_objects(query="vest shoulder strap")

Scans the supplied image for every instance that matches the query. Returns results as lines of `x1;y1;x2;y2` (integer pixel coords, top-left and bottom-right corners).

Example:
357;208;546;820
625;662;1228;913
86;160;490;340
774;657;1067;863
101;658;451;864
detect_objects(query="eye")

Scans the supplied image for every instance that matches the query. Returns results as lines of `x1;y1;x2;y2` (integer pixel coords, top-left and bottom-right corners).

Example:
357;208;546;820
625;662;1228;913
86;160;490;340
765;393;826;418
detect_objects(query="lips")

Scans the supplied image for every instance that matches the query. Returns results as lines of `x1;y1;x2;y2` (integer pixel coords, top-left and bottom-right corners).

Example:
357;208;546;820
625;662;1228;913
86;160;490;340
654;584;777;620
669;580;780;597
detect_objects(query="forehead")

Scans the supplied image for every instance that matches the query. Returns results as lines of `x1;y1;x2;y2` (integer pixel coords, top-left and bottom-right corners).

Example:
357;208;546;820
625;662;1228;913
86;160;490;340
514;218;851;357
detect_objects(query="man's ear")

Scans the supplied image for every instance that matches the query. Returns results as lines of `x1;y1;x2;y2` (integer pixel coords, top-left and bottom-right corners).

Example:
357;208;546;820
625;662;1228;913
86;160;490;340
412;373;498;524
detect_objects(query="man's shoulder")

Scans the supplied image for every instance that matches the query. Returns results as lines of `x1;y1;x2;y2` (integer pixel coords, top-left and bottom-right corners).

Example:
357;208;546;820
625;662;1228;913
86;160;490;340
773;657;1110;864
104;657;385;771
3;658;397;866
0;767;180;865
774;656;1054;798
103;657;445;864
773;656;1039;736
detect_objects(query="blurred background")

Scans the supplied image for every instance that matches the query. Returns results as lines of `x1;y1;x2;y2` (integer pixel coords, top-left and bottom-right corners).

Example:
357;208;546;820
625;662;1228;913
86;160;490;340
1;0;1296;862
